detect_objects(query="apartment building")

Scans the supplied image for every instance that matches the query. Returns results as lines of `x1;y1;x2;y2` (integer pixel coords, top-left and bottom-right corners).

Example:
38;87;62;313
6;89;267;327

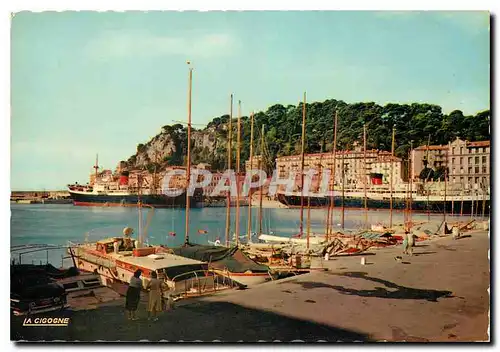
411;138;490;191
274;144;404;190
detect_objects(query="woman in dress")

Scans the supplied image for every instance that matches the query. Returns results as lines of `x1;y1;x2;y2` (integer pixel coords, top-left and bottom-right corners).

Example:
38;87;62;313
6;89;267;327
145;271;164;321
125;269;143;320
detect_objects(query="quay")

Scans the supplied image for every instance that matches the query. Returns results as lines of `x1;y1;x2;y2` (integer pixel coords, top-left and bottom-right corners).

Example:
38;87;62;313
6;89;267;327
11;227;489;342
10;191;72;204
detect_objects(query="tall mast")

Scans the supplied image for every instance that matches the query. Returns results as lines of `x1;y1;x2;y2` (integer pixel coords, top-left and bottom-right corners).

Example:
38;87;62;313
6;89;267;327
306;197;311;250
389;126;395;228
326;110;338;240
246;112;254;242
341;150;345;230
184;63;193;243
363;123;368;229
426;134;431;220
258;125;265;236
444;142;448;223
460;182;464;217
299;92;306;236
93;154;99;185
235;100;242;245
482;178;487;218
225;94;233;247
409;140;413;229
138;174;143;247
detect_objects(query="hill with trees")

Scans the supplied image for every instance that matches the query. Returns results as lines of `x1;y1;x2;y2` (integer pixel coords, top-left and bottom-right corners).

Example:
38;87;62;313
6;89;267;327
124;99;490;174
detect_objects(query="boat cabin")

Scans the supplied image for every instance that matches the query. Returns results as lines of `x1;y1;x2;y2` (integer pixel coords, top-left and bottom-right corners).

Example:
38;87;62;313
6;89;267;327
95;237;159;258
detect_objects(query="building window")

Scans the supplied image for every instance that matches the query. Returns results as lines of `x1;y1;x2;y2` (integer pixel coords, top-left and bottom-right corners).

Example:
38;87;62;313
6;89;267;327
460;157;463;165
482;156;487;164
475;167;479;174
482;167;487;174
460;147;463;154
475;177;479;184
451;157;455;164
475;156;479;164
468;167;472;174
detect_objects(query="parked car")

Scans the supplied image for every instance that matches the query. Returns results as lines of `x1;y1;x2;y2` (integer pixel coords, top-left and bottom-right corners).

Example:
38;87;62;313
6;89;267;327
11;265;69;316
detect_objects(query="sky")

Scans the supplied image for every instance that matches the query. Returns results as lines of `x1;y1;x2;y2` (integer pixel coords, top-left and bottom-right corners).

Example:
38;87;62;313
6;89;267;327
10;11;490;190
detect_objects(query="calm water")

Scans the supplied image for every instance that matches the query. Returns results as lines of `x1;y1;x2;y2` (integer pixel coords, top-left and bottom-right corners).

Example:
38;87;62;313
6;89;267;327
10;204;472;266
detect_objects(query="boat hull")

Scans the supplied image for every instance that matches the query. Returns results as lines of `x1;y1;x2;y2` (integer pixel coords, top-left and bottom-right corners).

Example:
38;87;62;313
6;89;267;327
68;190;198;208
212;269;271;286
276;193;490;215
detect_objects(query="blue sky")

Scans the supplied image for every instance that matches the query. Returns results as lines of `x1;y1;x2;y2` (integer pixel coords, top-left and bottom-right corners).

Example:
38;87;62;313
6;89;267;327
11;11;490;190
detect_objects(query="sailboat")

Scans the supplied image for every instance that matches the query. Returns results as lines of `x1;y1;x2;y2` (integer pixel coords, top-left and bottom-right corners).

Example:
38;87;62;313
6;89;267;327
68;65;241;300
172;88;271;287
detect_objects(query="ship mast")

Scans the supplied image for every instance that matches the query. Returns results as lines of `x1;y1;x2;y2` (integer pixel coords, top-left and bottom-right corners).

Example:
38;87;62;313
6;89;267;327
326;110;338;241
363;123;368;229
389;126;395;229
325;110;338;240
258;125;265;237
299;92;306;237
235;100;242;245
138;174;143;248
426;134;431;220
341;150;345;230
185;63;193;244
409;140;413;230
225;94;233;247
93;154;99;185
444;142;449;223
246;112;254;242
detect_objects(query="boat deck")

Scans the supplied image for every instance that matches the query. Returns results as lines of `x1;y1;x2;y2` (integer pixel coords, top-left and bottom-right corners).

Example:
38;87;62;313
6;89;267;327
75;242;203;271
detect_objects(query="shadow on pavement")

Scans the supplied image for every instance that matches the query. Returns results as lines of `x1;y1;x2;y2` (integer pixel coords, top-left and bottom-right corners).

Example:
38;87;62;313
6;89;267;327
294;271;454;302
11;300;371;342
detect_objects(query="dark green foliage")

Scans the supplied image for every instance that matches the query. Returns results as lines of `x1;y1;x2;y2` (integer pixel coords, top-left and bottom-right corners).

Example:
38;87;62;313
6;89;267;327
127;100;490;172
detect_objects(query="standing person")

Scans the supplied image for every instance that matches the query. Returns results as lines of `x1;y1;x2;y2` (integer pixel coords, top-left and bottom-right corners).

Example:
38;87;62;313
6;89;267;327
125;269;143;320
403;230;415;256
145;271;164;321
407;231;415;256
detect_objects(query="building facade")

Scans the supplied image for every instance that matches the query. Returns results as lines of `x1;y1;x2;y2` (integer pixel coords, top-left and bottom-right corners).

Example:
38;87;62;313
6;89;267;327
273;144;404;191
411;138;490;191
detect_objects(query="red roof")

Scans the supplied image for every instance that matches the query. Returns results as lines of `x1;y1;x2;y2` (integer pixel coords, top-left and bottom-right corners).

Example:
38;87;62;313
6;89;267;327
468;140;490;147
414;145;448;151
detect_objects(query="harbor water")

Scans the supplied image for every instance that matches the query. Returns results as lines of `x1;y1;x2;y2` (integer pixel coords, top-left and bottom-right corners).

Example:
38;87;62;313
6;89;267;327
10;203;478;266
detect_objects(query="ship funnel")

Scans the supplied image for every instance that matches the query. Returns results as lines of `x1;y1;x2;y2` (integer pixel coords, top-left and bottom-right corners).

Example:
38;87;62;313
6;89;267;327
119;171;130;186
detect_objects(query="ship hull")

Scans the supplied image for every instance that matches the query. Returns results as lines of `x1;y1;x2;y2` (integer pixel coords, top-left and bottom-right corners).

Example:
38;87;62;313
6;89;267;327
68;190;196;208
276;193;490;216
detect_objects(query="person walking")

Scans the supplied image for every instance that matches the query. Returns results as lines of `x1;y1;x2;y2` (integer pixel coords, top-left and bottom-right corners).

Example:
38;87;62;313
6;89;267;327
145;271;164;321
125;269;143;320
402;231;415;256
